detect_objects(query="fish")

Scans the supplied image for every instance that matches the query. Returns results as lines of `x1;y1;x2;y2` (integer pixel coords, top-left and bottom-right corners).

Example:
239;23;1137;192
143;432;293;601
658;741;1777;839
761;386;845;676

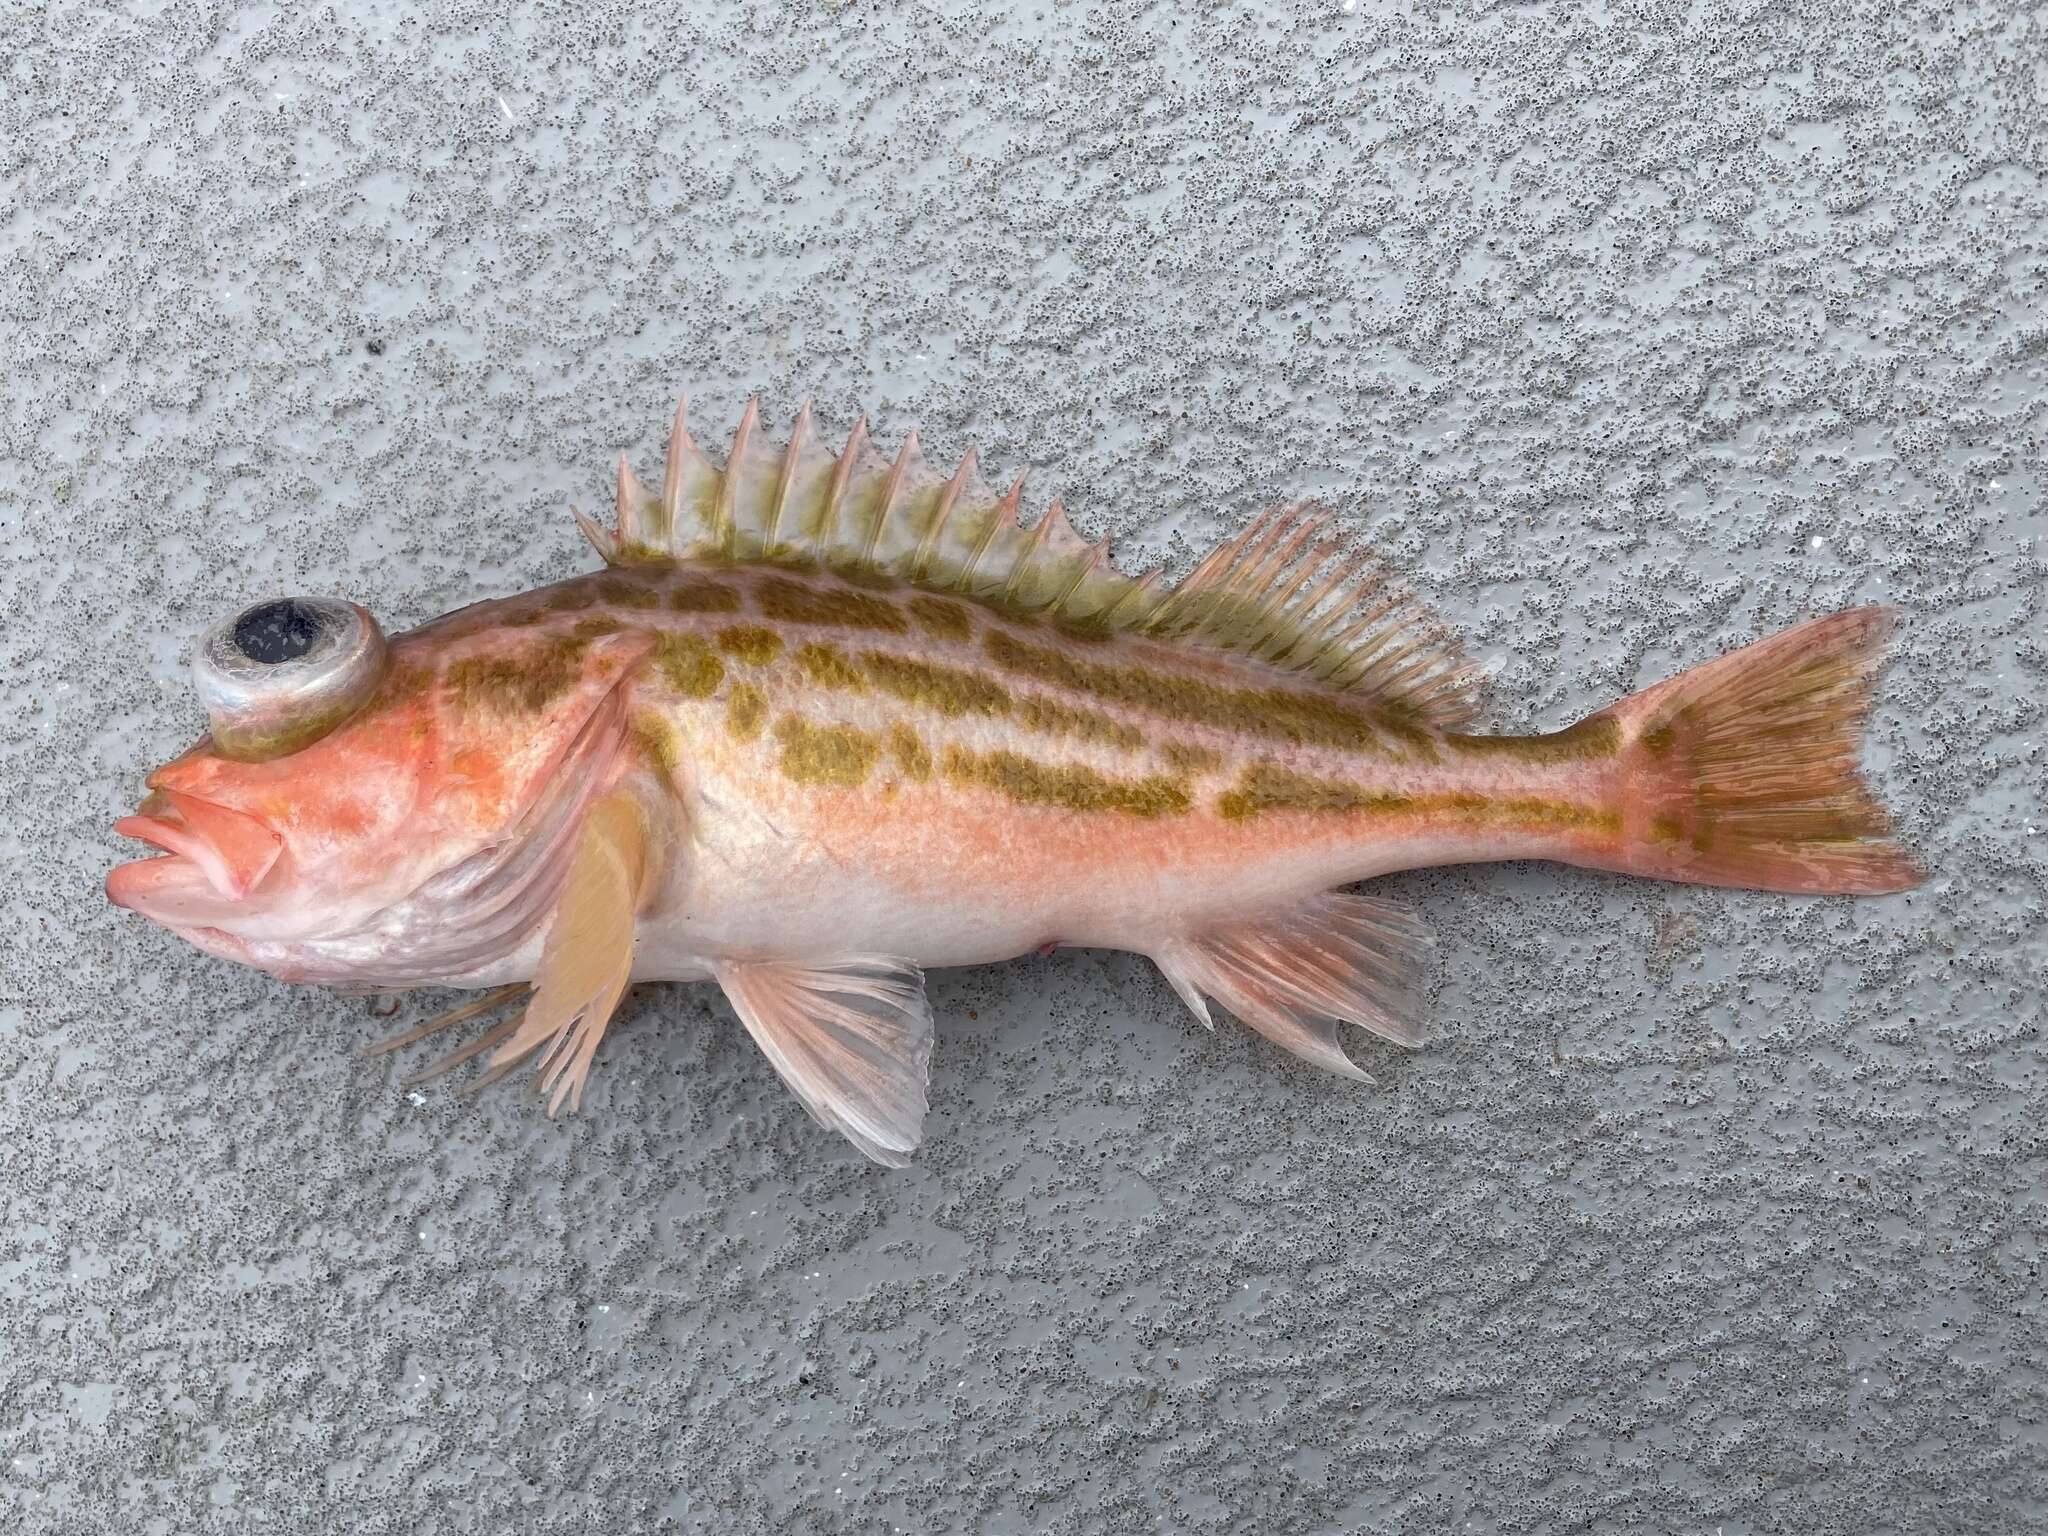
106;395;1924;1165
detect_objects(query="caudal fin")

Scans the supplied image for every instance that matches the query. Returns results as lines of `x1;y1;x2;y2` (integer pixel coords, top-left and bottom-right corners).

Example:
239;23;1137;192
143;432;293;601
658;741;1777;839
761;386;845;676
1596;606;1923;895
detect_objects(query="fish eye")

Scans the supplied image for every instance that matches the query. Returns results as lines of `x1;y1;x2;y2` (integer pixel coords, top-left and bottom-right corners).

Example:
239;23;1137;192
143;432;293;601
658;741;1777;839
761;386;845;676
232;598;324;664
195;596;388;761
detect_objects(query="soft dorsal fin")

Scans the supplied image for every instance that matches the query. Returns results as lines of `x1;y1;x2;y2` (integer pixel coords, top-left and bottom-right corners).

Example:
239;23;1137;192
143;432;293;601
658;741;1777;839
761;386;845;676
576;397;1479;729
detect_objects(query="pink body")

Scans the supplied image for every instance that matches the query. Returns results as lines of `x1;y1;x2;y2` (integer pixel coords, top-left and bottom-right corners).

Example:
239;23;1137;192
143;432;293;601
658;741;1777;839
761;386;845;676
107;398;1919;1163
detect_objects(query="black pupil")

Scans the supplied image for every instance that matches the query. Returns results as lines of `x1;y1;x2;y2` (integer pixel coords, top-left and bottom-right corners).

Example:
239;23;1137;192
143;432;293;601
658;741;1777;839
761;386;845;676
233;599;322;664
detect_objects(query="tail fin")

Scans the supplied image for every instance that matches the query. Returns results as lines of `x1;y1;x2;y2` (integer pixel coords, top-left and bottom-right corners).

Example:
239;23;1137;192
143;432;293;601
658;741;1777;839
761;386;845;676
1595;606;1923;895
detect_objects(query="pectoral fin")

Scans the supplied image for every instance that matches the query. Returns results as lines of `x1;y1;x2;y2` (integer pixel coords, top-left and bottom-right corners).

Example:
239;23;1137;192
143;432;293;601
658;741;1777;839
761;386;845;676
712;956;935;1166
478;791;653;1114
1155;890;1434;1081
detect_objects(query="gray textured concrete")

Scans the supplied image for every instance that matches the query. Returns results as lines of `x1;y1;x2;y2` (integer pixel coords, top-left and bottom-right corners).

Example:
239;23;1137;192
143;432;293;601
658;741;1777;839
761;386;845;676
4;1;2045;1531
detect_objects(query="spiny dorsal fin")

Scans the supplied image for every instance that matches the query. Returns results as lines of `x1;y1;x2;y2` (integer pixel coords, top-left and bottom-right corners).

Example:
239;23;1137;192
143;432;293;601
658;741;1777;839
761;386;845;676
575;397;1479;727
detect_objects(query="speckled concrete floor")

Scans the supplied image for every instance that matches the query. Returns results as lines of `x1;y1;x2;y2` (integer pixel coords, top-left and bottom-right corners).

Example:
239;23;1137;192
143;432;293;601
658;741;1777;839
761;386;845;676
3;2;2045;1532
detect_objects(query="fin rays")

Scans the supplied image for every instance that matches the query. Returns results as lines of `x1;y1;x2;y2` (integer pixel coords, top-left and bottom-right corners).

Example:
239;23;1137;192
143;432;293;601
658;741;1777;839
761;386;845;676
371;795;652;1116
713;955;935;1167
576;397;1480;728
1156;890;1436;1080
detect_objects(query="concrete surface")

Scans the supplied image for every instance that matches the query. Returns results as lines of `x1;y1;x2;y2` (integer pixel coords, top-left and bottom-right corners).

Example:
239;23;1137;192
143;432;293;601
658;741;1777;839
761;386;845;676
3;1;2045;1531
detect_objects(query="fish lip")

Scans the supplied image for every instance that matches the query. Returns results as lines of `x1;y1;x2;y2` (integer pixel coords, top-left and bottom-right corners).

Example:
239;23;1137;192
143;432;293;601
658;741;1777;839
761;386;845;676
105;845;229;925
109;790;284;907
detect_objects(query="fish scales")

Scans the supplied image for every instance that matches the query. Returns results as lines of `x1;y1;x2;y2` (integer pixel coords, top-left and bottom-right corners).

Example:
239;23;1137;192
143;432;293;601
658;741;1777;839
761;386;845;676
416;560;1624;972
108;395;1923;1164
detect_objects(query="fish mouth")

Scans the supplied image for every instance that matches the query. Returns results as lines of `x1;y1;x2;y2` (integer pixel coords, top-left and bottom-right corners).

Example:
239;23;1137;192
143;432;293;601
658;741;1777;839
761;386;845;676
107;788;284;927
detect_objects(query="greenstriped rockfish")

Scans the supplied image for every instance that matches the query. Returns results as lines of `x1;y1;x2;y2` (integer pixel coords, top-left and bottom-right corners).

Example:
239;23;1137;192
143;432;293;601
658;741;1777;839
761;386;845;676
107;396;1922;1164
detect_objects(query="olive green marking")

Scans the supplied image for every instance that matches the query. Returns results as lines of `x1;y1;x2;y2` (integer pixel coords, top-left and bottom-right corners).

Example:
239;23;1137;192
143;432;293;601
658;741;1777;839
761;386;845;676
1052;619;1116;645
907;594;975;643
446;648;583;718
667;577;743;614
795;641;867;692
888;722;933;782
1445;716;1622;765
943;746;1191;818
860;650;1012;718
615;539;672;565
833;564;903;592
775;714;881;787
1650;813;1687;845
716;624;784;665
1161;741;1225;774
792;642;1144;750
513;629;607;684
727;683;768;741
652;632;725;699
758;575;909;633
1216;761;1618;833
547;584;599;612
1435;793;1620;833
446;623;625;720
1014;694;1145;751
1217;763;1404;820
1640;719;1679;757
373;657;437;708
984;630;1421;755
594;574;664;610
630;713;685;780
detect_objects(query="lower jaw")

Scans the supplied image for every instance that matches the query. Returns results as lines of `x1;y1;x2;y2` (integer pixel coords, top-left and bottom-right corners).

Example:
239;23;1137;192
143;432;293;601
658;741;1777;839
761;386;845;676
170;924;261;969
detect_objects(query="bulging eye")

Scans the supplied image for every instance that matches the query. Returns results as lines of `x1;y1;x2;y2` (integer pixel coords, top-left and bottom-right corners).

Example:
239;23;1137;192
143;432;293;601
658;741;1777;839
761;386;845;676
195;597;388;761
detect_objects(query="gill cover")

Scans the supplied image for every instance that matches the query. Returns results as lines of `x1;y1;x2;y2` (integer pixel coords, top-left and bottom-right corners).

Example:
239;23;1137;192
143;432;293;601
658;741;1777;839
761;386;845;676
193;597;387;761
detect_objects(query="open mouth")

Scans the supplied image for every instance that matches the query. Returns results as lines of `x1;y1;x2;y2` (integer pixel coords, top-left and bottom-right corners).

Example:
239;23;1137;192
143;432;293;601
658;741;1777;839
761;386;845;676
108;788;284;924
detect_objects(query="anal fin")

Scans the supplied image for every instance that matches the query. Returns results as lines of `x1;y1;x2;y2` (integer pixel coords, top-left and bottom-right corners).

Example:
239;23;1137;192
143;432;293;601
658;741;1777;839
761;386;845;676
482;792;653;1114
712;956;935;1166
1155;891;1434;1081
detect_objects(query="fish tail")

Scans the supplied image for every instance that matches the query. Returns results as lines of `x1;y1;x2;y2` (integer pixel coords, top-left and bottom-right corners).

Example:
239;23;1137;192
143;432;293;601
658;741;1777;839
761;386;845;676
1594;606;1923;895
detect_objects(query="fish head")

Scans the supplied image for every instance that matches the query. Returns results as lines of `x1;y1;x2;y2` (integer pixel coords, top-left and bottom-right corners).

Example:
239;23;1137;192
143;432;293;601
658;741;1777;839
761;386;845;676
107;592;643;982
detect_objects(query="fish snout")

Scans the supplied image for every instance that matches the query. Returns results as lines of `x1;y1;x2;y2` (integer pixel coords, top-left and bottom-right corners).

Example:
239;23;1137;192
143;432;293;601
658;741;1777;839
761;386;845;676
108;789;285;924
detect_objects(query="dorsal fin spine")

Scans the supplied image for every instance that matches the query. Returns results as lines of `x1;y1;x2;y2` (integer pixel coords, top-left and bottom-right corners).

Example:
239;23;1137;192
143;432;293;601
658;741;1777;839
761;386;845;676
1028;505;1086;607
862;430;918;567
618;455;662;551
712;396;760;558
913;447;976;580
662;397;690;532
1000;500;1062;602
959;473;1024;591
761;399;812;555
814;416;868;558
1048;538;1109;616
573;506;618;564
1100;568;1164;628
